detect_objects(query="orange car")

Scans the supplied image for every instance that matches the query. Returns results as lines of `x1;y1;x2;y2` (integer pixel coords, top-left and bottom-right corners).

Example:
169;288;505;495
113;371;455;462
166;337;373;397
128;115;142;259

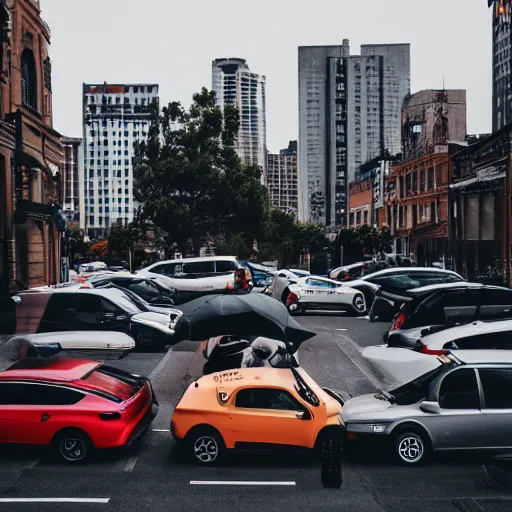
170;366;344;465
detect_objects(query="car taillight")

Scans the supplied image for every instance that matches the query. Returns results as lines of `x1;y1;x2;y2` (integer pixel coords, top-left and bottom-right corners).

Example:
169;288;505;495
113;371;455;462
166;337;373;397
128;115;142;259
415;342;448;356
99;412;122;421
390;313;405;331
286;292;299;306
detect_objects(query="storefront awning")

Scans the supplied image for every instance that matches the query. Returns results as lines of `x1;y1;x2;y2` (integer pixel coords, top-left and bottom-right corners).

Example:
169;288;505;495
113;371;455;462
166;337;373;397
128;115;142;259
450;171;505;190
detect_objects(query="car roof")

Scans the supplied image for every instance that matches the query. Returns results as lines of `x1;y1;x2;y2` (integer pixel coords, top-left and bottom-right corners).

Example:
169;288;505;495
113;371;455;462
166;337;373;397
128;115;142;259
145;256;239;268
0;358;101;382
423;320;512;346
408;282;508;295
361;267;462;281
454;350;512;365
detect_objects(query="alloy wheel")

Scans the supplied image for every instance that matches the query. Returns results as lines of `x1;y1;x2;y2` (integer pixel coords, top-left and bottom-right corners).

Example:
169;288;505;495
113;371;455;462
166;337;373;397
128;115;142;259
193;436;219;463
60;437;87;462
397;434;424;464
353;295;366;313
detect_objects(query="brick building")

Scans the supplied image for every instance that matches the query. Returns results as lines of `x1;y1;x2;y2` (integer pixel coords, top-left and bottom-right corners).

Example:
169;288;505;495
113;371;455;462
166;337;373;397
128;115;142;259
348;179;372;229
380;90;467;264
0;0;63;293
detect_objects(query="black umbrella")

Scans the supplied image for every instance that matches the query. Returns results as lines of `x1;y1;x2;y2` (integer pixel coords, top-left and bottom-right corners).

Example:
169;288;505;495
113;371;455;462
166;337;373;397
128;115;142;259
172;293;316;353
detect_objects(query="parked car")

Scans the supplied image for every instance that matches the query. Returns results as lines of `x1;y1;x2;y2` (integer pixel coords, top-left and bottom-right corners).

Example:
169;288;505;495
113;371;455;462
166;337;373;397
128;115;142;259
12;288;182;350
329;262;368;281
271;269;312;303
243;262;275;293
78;261;108;275
137;256;252;304
364;319;512;387
3;331;135;361
366;268;466;320
87;273;176;307
0;357;158;463
285;276;367;315
342;350;512;466
170;366;344;465
385;283;512;340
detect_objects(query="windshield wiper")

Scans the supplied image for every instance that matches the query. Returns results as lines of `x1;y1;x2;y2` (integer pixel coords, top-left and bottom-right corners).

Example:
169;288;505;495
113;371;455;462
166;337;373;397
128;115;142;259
375;388;395;404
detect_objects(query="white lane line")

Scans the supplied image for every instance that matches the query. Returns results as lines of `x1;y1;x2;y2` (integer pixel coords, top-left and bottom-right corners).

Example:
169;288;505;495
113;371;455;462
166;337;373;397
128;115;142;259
0;498;110;503
336;329;348;331
124;455;138;472
190;481;296;486
152;428;170;432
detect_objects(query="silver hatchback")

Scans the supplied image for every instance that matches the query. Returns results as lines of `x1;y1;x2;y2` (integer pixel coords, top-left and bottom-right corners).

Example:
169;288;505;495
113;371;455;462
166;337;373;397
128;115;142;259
342;350;512;465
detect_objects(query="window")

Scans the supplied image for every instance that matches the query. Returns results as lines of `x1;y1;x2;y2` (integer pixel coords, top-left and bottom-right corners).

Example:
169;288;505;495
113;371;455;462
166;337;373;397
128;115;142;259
479;369;512;409
181;261;215;274
151;263;178;276
452;331;512;350
21;49;37;110
215;261;236;273
0;383;85;405
235;388;303;411
439;369;480;409
306;278;336;289
479;289;512;321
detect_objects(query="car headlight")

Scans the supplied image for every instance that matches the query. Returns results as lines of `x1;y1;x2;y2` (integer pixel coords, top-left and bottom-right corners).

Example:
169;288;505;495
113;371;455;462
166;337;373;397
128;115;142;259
371;425;386;433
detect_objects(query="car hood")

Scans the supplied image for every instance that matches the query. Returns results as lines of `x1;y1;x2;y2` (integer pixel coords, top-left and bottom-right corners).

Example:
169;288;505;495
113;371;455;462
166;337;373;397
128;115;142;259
341;393;392;421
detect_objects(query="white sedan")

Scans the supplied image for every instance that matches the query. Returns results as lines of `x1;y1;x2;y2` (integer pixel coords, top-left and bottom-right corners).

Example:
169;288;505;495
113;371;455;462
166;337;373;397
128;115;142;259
285;276;367;315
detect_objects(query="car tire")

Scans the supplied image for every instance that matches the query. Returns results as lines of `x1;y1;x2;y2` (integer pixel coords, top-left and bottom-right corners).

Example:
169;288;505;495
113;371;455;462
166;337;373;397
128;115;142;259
320;431;343;488
187;426;226;466
351;293;367;316
52;428;92;464
393;427;430;466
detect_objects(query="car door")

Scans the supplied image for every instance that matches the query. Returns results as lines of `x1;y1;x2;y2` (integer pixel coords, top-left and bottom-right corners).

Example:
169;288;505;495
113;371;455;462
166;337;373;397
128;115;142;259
37;293;78;333
0;382;85;445
229;387;313;448
478;368;512;449
479;289;512;321
428;368;485;450
75;294;127;332
302;278;334;304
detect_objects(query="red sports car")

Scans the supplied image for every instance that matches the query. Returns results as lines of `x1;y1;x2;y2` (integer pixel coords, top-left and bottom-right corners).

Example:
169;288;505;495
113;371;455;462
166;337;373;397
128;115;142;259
0;357;158;462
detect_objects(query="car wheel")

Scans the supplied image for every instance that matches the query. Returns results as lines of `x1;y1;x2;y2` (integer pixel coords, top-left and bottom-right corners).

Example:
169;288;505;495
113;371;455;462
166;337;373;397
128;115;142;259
53;429;91;464
352;294;367;315
188;427;225;466
394;428;430;466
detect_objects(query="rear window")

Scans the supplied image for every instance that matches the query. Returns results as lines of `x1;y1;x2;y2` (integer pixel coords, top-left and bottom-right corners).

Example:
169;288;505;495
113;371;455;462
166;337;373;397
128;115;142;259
180;261;215;274
216;260;236;273
80;365;145;402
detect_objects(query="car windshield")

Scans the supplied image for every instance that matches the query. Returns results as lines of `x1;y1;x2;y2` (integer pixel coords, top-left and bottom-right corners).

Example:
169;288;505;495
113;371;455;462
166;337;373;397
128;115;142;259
114;287;150;312
107;290;145;314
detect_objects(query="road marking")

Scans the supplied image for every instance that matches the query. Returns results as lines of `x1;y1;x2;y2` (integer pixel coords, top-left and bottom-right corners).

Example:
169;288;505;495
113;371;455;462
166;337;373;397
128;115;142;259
152;428;170;432
124;455;138;472
356;316;370;320
336;329;348;331
190;481;296;486
0;498;110;503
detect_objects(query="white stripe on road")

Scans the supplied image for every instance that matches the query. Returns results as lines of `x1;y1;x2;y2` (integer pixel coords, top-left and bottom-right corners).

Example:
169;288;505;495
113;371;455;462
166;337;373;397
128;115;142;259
336;329;348;331
0;498;110;503
124;455;138;472
152;429;170;432
190;481;296;486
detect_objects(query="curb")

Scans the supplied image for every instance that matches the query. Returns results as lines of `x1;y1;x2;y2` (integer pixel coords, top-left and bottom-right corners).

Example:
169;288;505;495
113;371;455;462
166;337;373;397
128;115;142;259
148;348;173;380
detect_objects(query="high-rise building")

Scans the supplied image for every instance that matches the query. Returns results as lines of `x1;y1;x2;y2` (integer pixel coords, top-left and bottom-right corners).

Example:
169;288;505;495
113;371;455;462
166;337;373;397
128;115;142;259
489;0;512;131
62;137;83;223
212;58;267;181
266;141;298;217
298;40;410;227
82;83;159;237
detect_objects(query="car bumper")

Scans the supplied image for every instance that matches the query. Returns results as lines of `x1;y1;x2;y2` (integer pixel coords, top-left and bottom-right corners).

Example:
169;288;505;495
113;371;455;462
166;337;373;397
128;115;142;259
126;402;159;447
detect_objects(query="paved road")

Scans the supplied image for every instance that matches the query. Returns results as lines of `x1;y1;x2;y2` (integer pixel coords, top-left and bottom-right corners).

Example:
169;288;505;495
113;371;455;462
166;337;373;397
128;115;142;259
1;315;511;512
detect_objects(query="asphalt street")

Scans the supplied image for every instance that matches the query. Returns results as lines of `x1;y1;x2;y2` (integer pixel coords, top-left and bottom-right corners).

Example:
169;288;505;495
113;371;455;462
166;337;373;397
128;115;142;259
1;316;512;512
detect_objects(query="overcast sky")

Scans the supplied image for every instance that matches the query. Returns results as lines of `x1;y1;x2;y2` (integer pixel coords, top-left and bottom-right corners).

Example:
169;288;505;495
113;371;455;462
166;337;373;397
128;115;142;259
41;0;492;153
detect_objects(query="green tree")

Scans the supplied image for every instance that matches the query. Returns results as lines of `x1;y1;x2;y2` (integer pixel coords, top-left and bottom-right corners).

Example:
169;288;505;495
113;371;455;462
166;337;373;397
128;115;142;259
133;88;269;255
107;223;141;264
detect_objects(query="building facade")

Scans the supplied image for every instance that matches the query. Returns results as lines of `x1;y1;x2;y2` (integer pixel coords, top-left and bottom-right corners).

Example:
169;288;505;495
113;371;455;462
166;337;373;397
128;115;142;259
62;136;82;223
266;140;298;217
298;41;410;227
348;178;372;229
0;0;64;293
82;83;159;238
489;0;512;132
212;58;267;181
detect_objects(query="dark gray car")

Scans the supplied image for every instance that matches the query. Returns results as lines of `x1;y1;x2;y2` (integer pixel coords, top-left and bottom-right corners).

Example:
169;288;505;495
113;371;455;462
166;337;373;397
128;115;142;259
342;350;512;466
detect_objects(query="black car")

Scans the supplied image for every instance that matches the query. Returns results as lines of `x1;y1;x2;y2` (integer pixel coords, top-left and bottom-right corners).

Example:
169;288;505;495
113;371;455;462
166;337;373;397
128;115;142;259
14;287;182;351
87;274;176;307
384;283;512;341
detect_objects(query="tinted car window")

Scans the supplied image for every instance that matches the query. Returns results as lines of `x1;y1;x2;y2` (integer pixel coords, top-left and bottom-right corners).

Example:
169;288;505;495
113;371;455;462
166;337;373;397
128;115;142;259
306;279;335;289
151;263;178;276
391;365;450;405
409;272;462;287
181;261;215;274
43;294;77;322
0;383;85;405
479;289;512;321
216;260;236;273
451;331;512;350
439;369;480;409
128;281;160;299
235;388;302;411
479;368;512;409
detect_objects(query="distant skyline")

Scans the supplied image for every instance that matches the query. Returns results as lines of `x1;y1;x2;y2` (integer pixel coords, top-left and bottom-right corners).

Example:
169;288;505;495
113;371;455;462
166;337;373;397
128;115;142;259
41;0;491;153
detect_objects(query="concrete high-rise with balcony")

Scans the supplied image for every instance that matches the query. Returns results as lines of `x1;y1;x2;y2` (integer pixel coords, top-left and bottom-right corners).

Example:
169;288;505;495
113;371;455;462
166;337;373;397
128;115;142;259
212;58;267;181
266;141;298;217
298;40;410;227
82;83;159;237
62;137;83;223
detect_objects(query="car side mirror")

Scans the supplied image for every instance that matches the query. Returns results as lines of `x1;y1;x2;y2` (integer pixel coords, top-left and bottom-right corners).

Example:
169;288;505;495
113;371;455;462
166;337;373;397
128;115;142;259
419;401;441;414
